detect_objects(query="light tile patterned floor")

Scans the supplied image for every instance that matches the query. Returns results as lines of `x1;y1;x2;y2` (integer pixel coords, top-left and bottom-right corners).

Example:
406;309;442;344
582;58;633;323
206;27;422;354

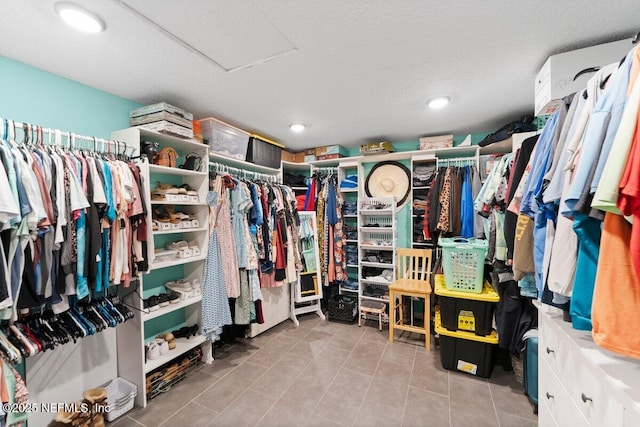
113;316;537;427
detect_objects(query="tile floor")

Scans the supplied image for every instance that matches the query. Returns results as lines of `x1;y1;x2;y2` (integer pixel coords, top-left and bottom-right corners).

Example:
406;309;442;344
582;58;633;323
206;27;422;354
114;316;537;427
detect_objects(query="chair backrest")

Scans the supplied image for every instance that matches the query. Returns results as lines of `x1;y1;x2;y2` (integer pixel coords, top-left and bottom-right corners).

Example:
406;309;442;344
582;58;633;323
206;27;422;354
396;248;433;281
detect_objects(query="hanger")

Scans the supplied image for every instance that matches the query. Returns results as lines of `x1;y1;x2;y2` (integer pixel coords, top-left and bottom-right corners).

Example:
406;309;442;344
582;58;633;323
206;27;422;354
573;66;600;81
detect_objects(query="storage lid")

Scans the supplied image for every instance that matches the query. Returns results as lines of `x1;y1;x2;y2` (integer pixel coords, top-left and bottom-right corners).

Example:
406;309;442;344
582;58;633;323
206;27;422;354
249;133;285;148
435;310;499;344
198;116;250;136
434;274;499;302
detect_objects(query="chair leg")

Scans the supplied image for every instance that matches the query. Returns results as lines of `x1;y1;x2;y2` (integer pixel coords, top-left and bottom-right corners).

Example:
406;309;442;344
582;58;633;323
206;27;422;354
388;290;395;343
424;294;431;351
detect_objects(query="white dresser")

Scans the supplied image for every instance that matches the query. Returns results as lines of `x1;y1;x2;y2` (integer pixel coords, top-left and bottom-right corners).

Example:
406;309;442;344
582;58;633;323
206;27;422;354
536;302;640;426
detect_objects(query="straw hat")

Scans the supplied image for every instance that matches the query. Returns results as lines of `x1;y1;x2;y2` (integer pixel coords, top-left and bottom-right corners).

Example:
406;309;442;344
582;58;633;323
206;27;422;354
365;161;411;206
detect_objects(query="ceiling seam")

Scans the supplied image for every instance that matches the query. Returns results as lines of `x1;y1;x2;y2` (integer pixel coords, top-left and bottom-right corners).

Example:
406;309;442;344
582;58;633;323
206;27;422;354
113;0;231;72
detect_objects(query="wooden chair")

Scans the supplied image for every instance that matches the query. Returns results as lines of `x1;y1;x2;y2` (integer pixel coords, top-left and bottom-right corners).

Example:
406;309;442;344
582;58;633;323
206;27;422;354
388;248;433;350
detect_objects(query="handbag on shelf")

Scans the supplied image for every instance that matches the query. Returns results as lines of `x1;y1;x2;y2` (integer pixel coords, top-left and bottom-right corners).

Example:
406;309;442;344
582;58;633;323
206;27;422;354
180;152;202;171
153;147;178;168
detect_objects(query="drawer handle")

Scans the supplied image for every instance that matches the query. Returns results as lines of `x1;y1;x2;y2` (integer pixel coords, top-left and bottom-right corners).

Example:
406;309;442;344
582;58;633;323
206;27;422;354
546;347;555;354
581;393;593;403
546;392;554;400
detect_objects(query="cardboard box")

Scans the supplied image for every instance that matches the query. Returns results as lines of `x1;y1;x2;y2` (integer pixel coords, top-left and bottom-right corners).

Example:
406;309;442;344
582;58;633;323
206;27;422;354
314;145;347;157
304;148;316;155
281;150;296;162
360;141;394;155
535;38;631;116
304;155;317;162
420;134;454;150
317;154;342;160
282;151;306;163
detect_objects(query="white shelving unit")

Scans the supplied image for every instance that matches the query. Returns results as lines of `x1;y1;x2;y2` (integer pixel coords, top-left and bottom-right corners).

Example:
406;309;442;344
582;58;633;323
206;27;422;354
410;154;436;249
338;161;360;295
111;127;212;408
358;196;397;307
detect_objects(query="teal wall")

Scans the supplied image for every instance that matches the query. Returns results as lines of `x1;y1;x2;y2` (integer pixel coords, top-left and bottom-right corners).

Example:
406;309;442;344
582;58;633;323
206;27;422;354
0;55;140;138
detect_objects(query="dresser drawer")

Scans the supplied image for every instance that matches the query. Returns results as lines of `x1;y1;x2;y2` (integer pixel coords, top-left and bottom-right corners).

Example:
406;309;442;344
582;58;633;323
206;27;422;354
540;359;588;427
539;314;573;384
565;359;624;426
538;394;559;427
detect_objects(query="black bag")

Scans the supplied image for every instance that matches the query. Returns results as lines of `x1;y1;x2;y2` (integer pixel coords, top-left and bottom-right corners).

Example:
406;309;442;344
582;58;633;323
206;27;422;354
180;152;202;171
478;115;537;147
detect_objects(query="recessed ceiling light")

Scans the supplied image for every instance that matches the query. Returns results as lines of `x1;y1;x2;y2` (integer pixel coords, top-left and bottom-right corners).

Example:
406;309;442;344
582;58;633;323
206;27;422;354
289;123;306;132
55;2;106;33
427;96;450;109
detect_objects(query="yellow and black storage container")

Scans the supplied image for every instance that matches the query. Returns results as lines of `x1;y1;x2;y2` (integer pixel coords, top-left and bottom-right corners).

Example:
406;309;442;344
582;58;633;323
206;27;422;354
434;274;499;336
435;310;499;378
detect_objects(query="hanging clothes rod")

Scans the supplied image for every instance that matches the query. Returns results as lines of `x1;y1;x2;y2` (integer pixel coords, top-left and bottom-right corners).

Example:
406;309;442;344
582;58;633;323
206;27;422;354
1;117;134;155
313;166;337;173
436;156;477;167
209;162;281;183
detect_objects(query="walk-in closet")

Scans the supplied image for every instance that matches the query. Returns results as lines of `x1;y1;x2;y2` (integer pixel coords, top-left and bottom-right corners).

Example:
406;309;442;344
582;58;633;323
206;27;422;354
1;2;640;426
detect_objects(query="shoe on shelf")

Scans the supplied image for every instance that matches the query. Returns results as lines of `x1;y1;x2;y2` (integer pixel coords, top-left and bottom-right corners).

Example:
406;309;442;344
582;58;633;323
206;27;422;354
172;324;199;339
146;341;161;360
165;280;195;299
157;332;175;342
155;338;170;355
154;182;186;194
179;183;198;196
167;240;189;251
167;290;180;304
144;295;160;312
157;293;170;307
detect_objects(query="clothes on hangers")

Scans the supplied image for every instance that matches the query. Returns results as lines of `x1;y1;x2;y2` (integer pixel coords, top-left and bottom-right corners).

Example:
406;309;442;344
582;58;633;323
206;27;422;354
312;173;346;286
486;43;640;360
0;119;138;360
202;170;301;342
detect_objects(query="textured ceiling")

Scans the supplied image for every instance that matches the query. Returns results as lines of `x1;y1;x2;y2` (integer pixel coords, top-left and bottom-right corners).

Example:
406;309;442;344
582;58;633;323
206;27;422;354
0;1;639;151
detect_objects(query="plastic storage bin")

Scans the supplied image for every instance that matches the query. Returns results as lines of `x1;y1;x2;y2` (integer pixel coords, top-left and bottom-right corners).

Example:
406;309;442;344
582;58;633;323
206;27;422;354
246;135;282;168
435;311;498;378
199;117;250;161
104;377;138;422
328;295;358;324
434;274;499;336
438;238;488;293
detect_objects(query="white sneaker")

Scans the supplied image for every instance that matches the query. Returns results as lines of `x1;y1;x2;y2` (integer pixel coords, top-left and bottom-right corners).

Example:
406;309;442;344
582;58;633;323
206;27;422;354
156;338;169;355
146;341;160;360
165;280;194;299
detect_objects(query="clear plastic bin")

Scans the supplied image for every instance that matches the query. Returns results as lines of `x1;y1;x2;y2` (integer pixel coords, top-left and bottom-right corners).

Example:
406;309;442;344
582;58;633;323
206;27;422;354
199;117;249;161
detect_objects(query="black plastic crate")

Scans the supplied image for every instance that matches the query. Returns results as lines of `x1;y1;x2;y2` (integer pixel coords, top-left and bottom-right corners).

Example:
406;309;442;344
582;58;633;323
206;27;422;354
246;136;282;169
435;312;498;378
328;295;357;324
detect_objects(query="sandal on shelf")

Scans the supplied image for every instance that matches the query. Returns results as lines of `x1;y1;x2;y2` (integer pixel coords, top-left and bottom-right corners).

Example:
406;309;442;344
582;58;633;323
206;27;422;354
154;182;181;194
179;183;198;196
153;207;171;223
